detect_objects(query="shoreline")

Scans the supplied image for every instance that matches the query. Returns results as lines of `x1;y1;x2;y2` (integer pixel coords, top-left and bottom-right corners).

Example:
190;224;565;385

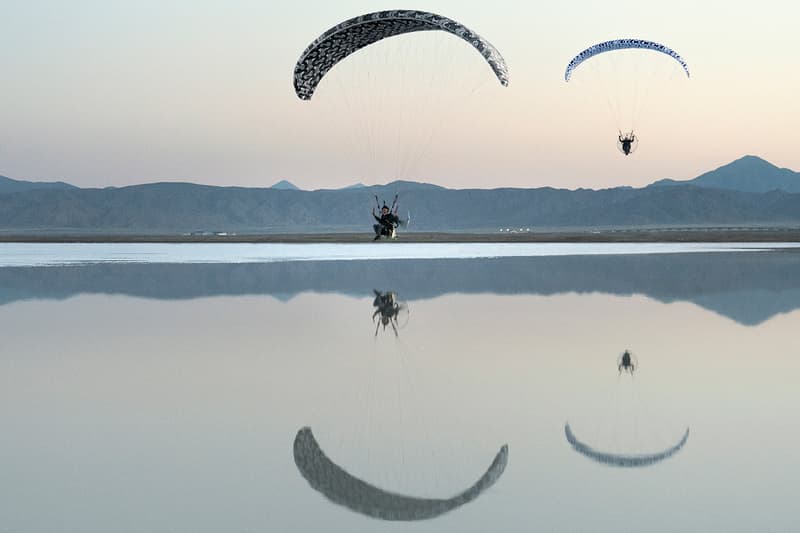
1;229;800;243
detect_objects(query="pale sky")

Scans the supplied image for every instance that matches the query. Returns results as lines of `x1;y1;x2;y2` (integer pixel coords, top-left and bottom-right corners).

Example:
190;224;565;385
0;0;797;189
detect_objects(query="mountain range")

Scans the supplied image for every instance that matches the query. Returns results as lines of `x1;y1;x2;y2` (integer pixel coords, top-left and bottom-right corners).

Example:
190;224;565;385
0;155;798;233
1;251;798;326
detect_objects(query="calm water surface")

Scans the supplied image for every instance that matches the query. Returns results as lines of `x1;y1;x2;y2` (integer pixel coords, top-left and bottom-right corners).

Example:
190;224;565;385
1;245;798;532
1;241;799;267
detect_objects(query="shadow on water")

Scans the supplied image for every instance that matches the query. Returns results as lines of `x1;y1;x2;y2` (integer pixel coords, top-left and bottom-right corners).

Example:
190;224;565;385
3;252;800;325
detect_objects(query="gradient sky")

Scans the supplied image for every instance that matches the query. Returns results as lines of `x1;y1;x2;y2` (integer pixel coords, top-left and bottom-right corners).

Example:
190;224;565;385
0;0;797;189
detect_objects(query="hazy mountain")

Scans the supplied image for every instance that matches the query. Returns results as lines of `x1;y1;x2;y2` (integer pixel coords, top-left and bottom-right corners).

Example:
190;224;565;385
270;180;300;190
651;155;800;193
0;175;76;195
1;157;798;232
1;252;798;326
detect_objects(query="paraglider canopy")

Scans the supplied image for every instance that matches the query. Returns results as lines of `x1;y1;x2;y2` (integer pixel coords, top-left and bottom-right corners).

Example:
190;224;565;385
294;10;509;100
564;39;690;82
564;38;690;155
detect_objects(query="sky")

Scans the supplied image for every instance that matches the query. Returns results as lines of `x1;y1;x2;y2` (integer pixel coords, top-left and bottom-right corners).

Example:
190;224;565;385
0;0;797;190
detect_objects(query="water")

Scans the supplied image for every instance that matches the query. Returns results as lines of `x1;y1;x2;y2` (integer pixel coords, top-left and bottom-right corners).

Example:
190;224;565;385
1;241;799;267
1;245;799;532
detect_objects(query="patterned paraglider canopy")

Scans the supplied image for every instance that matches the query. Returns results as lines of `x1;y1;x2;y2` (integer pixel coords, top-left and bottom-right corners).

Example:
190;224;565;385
294;10;509;100
565;39;690;82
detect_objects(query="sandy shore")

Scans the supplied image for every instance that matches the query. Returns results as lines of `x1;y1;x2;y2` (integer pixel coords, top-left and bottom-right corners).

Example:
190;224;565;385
1;229;799;243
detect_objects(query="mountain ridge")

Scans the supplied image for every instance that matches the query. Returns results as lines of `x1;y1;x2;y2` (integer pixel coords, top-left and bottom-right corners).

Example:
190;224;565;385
1;156;798;232
650;155;800;193
6;155;797;195
0;175;77;195
270;179;300;190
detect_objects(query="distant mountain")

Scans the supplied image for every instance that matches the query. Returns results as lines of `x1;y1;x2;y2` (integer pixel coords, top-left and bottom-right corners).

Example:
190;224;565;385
271;180;300;190
341;182;366;190
651;155;800;193
0;175;76;195
1;157;799;232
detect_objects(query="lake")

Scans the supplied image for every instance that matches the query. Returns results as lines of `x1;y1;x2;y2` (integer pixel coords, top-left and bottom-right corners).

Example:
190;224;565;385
1;243;798;532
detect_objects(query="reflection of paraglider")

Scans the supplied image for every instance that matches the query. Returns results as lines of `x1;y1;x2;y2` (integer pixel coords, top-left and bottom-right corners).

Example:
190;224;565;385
565;423;689;468
566;349;688;468
617;349;637;374
293;427;509;521
301;290;502;522
565;39;690;155
372;290;409;336
293;10;509;101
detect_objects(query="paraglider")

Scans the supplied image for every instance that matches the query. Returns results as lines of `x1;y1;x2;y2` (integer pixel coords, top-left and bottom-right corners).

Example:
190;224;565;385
293;427;509;521
292;11;509;190
293;10;509;101
372;195;401;240
618;131;637;156
565;39;690;156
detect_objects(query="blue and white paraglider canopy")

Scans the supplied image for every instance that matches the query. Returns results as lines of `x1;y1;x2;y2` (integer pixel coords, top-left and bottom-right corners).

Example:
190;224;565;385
565;39;690;82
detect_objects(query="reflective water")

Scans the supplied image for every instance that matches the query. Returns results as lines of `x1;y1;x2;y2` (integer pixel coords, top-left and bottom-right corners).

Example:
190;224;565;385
1;247;799;532
1;241;799;267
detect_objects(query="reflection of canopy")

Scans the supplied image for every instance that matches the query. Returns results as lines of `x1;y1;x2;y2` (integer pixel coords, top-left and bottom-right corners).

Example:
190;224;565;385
293;427;509;521
565;423;689;467
565;39;690;82
294;10;509;100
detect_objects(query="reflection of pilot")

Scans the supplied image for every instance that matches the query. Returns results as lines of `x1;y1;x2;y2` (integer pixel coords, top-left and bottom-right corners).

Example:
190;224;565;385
372;290;402;337
618;350;635;374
